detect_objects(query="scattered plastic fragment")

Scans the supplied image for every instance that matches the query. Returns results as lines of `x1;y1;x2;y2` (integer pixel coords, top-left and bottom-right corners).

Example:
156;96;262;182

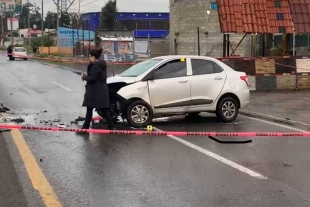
0;129;11;133
0;103;10;112
56;124;66;128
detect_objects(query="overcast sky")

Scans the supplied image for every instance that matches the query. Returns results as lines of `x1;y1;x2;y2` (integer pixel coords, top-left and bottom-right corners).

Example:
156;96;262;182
29;0;169;18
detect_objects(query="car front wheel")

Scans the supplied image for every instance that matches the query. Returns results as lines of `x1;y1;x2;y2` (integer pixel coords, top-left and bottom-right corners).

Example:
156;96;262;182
216;97;239;123
126;100;153;128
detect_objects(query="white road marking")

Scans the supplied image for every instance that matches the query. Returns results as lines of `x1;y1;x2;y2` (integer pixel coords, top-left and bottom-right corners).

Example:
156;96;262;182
153;127;268;180
241;110;310;128
52;82;72;92
241;115;307;132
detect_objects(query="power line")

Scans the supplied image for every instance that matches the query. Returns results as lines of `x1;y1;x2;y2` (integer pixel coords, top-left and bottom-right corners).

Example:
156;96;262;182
67;0;101;12
17;0;97;23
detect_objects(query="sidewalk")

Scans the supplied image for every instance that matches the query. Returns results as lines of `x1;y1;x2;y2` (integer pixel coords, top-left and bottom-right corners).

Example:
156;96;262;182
241;90;310;128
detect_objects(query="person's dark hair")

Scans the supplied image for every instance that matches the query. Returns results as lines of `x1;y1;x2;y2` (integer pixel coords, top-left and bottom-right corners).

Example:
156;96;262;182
89;48;103;59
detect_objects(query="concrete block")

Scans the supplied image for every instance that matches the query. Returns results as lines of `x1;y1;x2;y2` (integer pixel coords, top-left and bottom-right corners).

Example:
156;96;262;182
275;58;296;74
276;75;296;90
256;76;277;91
247;76;256;91
255;59;276;74
221;60;234;69
235;59;256;75
297;74;310;89
296;59;310;73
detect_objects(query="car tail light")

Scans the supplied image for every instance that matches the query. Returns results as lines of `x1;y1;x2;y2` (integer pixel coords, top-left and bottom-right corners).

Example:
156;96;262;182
240;75;248;86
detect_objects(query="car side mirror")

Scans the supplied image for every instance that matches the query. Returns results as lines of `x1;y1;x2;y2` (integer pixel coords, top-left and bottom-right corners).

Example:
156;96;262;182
144;70;155;81
149;72;155;80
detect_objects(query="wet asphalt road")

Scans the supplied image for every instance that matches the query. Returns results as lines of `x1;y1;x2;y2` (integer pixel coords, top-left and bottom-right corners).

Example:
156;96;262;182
1;57;310;206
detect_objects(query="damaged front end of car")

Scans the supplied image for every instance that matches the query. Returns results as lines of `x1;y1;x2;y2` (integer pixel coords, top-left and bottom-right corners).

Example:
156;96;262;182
107;75;138;121
108;82;128;120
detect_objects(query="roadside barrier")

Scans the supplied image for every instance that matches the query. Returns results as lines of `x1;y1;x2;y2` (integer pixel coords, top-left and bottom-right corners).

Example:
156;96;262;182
0;124;308;137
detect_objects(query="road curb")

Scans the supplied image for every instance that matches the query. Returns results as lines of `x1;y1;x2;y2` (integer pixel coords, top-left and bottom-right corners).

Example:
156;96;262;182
240;110;310;130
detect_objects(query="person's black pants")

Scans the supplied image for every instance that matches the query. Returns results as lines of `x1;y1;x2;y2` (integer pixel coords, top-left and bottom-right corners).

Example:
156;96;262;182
82;107;114;129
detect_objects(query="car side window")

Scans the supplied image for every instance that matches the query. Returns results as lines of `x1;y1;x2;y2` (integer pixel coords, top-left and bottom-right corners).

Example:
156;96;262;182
191;59;223;75
155;59;187;79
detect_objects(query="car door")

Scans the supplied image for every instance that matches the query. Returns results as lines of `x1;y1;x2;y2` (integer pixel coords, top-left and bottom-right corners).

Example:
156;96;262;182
188;58;226;106
147;58;191;111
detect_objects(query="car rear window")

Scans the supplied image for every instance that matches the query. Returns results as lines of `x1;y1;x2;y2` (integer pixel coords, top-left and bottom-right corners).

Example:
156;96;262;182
14;48;26;52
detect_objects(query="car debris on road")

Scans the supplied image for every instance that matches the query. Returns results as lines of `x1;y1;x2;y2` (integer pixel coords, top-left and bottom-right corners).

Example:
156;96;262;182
0;117;25;123
0;103;10;112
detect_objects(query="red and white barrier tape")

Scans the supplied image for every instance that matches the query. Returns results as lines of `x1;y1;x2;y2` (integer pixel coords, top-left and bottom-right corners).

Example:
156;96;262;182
2;52;135;65
0;124;309;136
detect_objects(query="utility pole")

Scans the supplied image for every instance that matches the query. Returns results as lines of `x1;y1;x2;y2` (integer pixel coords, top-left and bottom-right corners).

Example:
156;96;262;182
41;0;43;46
56;0;59;46
52;0;76;46
77;0;80;42
27;0;30;45
1;16;4;47
10;11;13;46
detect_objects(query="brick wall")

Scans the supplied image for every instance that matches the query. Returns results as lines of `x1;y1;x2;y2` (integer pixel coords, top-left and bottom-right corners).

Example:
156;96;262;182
169;0;252;57
218;56;310;91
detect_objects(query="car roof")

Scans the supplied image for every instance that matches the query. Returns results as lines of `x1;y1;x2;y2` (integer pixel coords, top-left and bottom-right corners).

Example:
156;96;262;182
152;55;217;61
151;55;237;73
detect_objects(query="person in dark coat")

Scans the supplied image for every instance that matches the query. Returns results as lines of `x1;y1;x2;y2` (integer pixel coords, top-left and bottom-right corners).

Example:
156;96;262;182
79;48;115;131
7;45;13;60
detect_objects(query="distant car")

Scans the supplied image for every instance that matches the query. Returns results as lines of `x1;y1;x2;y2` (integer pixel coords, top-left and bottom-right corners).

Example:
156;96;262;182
107;55;250;127
10;47;28;60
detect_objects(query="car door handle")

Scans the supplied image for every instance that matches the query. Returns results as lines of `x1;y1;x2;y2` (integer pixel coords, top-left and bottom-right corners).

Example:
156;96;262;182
214;76;223;80
178;80;188;83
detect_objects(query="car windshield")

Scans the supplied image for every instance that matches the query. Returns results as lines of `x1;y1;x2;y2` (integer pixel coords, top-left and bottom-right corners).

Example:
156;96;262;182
119;59;163;77
15;48;26;52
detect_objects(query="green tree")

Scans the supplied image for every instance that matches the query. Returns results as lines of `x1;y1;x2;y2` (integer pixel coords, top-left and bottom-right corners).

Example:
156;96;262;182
99;0;117;30
17;3;42;29
44;11;57;29
18;3;32;29
59;12;80;28
31;35;54;48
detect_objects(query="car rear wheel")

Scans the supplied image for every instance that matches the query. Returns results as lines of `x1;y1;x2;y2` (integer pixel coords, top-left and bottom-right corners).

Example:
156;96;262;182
126;100;153;127
216;97;239;123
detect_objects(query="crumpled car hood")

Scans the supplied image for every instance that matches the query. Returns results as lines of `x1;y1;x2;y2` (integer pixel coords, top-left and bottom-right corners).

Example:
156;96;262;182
107;76;137;84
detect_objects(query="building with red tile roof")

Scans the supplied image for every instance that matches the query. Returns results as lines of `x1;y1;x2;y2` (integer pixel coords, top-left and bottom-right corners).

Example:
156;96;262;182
169;0;310;57
217;0;310;34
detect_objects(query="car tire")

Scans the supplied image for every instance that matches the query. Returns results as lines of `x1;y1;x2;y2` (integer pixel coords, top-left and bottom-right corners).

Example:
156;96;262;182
216;97;239;123
125;100;153;128
24;58;28;61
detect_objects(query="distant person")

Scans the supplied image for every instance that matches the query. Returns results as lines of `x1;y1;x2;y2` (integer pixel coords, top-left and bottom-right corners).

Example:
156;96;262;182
33;46;37;54
7;45;13;60
78;48;115;133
